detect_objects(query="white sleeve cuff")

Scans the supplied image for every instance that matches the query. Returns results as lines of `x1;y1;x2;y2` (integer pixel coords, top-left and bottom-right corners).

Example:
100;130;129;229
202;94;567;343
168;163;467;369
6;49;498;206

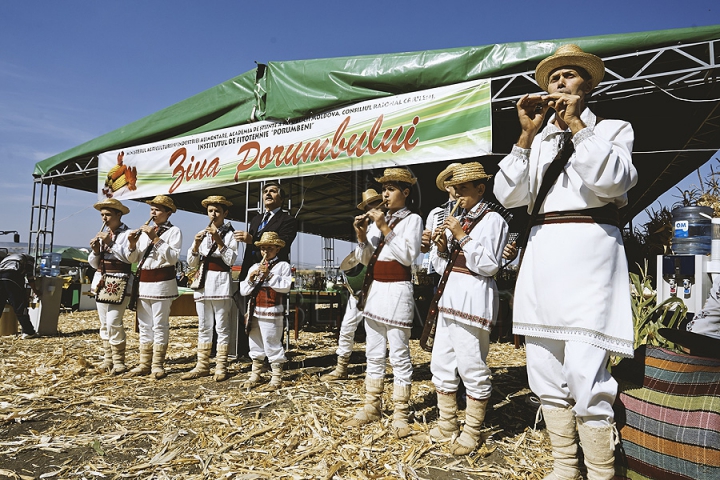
572;127;593;146
511;144;531;159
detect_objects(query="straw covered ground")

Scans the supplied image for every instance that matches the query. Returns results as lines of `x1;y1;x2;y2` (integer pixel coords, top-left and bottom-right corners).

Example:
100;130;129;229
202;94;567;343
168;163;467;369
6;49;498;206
1;310;553;479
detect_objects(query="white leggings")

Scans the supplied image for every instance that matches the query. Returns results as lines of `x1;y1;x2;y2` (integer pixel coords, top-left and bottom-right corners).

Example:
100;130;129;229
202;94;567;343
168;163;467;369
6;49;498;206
97;298;129;345
137;298;172;345
526;336;617;426
195;298;232;345
364;317;412;386
248;316;287;363
336;295;363;357
431;315;492;400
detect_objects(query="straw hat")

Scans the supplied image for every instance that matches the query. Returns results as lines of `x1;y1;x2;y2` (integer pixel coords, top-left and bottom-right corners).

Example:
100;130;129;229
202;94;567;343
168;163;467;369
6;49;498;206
145;195;177;213
201;195;233;209
339;252;366;293
535;44;605;92
356;188;383;210
435;163;462;191
93;198;129;215
374;167;417;185
339;251;361;272
255;231;286;248
444;162;492;187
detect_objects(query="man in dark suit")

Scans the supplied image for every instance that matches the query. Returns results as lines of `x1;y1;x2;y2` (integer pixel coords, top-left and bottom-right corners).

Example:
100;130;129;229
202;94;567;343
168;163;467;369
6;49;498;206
235;181;297;280
234;181;298;356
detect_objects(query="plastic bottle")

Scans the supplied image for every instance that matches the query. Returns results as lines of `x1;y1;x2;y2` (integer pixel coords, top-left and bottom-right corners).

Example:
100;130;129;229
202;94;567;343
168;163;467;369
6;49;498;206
40;252;62;276
672;206;713;255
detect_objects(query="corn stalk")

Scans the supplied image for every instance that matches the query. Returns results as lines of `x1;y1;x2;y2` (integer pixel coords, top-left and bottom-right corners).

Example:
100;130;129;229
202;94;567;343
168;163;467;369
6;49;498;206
672;157;720;216
611;260;687;366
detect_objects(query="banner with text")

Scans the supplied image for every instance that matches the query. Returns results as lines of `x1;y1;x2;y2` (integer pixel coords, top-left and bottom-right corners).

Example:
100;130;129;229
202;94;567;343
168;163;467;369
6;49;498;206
98;79;491;200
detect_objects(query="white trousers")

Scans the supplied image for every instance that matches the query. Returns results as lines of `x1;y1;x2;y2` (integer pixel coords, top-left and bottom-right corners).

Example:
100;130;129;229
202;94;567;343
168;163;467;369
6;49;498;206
249;316;287;363
526;336;617;426
97;298;129;345
195;298;232;345
364;317;412;386
137;298;172;345
431;315;492;400
336;295;363;357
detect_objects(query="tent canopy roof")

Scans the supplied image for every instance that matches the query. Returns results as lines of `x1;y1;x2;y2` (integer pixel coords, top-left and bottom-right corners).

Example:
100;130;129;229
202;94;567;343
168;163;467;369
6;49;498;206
35;25;720;239
53;246;89;265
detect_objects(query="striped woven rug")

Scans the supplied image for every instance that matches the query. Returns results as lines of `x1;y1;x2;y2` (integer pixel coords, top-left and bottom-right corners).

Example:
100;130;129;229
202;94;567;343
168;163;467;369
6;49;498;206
614;345;720;480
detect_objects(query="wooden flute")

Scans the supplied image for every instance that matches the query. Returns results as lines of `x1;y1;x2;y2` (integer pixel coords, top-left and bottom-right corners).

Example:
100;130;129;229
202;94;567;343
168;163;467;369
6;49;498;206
91;221;108;248
358;200;389;224
131;216;155;238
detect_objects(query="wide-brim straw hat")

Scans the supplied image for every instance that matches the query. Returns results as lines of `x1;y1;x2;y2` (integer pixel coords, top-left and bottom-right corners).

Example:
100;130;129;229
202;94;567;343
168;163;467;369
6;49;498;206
535;44;605;92
436;163;462;191
255;231;286;248
339;251;361;272
374;167;417;185
357;188;383;210
145;195;177;213
201;195;233;209
93;198;130;215
444;162;492;187
339;252;366;293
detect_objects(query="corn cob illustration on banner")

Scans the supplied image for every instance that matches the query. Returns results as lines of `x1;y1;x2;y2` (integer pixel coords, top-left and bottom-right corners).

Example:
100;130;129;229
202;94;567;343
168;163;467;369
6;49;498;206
102;151;138;198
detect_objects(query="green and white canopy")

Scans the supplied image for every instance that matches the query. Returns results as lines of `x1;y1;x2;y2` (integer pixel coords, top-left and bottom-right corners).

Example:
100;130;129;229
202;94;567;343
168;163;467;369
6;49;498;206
34;25;720;239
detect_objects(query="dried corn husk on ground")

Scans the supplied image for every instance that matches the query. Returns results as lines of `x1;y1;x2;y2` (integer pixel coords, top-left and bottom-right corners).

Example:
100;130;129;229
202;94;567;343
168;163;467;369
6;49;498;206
0;310;552;479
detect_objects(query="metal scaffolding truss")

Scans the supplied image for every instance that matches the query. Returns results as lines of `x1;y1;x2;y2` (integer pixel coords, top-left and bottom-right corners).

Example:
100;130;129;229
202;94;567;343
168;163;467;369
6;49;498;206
322;237;335;276
28;179;57;262
39;156;98;185
28;155;97;259
491;38;720;108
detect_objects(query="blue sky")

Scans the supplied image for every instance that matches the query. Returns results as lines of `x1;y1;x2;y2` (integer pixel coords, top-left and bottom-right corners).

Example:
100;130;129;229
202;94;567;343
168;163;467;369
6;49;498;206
1;1;719;267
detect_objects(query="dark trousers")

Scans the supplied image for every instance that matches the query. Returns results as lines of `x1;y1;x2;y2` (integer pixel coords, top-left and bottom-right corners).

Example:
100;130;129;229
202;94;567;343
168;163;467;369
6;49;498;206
0;277;35;335
235;297;250;357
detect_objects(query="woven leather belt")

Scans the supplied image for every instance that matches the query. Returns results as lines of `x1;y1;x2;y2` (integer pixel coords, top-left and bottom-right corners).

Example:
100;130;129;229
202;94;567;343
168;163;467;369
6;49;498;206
534;204;620;229
138;266;176;283
102;259;131;274
207;257;231;272
451;252;479;277
373;260;411;282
